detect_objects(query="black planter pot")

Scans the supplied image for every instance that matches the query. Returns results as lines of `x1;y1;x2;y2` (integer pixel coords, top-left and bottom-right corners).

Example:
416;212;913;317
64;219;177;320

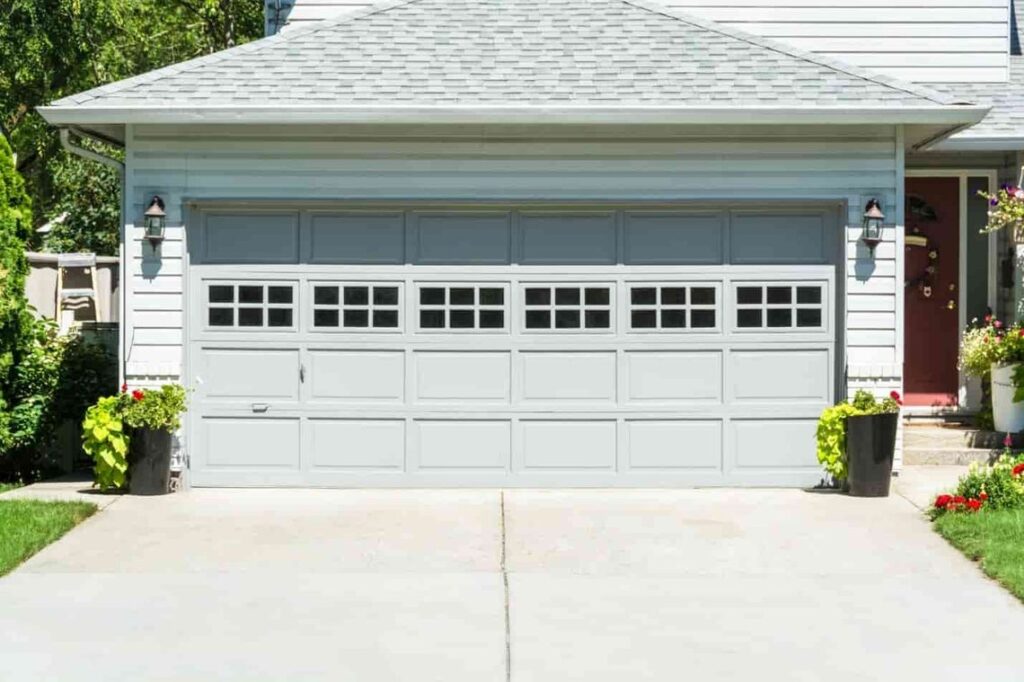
845;412;898;498
129;427;173;496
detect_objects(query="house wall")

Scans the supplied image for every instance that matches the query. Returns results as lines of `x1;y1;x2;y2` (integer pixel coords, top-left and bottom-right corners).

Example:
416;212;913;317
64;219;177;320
124;123;903;402
268;0;1011;83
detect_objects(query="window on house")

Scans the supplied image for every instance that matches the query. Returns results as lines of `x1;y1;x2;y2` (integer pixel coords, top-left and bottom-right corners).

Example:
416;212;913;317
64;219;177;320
627;284;718;331
522;285;612;331
312;283;401;330
416;284;508;331
207;282;296;329
734;283;824;330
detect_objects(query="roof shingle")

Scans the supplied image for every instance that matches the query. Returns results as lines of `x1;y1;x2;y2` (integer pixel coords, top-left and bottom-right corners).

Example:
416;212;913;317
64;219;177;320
50;0;958;110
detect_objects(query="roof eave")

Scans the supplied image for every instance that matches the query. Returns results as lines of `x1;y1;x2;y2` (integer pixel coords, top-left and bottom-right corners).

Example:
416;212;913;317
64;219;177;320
39;104;990;127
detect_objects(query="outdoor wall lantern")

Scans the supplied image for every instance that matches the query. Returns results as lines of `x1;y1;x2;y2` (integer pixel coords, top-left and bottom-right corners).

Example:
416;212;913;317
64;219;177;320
144;195;166;249
861;198;885;255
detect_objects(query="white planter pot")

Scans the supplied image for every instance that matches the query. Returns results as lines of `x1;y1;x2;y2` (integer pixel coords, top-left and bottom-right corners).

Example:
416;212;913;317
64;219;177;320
991;363;1024;433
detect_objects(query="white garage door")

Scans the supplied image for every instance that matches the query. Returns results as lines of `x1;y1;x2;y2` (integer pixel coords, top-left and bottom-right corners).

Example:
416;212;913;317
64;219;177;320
186;206;840;487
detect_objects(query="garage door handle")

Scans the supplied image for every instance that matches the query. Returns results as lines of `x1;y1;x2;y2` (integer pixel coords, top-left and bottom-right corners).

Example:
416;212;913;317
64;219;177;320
299;364;305;383
251;403;270;413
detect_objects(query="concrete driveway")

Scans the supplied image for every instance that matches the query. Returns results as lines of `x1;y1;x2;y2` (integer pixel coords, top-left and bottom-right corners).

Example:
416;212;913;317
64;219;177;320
1;475;1022;681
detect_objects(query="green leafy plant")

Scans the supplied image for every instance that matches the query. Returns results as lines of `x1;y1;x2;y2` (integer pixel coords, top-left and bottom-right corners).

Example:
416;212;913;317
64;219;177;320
931;438;1024;517
121;384;187;432
816;390;902;482
81;396;128;490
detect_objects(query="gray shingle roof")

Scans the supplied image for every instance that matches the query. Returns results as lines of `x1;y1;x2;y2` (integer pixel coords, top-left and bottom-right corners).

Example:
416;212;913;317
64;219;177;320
50;0;958;110
938;57;1024;145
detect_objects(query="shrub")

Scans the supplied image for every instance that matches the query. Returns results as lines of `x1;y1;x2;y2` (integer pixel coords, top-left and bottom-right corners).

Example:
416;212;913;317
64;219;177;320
931;440;1024;517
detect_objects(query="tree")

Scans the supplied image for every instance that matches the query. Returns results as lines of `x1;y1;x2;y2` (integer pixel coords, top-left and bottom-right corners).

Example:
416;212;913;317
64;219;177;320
0;0;263;254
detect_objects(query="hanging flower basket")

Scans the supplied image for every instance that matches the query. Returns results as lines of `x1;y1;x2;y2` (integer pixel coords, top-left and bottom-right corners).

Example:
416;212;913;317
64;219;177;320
979;184;1024;243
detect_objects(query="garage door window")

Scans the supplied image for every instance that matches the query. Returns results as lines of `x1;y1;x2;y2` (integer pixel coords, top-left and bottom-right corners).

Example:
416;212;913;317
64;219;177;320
734;283;824;330
522;285;612;331
207;282;296;329
628;284;718;331
312;283;401;330
417;284;507;331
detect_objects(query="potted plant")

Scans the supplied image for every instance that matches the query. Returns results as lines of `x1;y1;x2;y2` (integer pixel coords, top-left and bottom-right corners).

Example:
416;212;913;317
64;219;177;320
816;389;902;497
959;316;1024;433
82;384;186;495
979;183;1024;243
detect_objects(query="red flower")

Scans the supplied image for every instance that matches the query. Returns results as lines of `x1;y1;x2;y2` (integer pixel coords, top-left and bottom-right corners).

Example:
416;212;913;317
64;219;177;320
934;494;952;509
1013;463;1024;477
131;390;144;402
121;383;128;393
953;496;966;505
1019;329;1024;338
985;314;993;323
967;499;982;512
889;390;903;406
980;492;989;501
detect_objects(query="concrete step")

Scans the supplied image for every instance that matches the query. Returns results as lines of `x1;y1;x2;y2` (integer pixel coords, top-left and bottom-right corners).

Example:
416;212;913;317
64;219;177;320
902;421;1011;466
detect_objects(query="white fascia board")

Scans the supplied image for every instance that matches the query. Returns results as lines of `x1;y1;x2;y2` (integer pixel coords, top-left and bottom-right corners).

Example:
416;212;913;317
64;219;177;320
38;104;990;127
930;136;1024;152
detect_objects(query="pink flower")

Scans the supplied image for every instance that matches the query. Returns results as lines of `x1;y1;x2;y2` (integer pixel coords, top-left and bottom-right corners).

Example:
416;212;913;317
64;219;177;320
995;320;1004;329
1005;433;1014;448
1015;189;1024;200
889;391;903;406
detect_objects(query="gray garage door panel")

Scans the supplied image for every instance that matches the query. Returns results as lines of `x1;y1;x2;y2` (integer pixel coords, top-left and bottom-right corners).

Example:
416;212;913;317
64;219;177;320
187;204;840;488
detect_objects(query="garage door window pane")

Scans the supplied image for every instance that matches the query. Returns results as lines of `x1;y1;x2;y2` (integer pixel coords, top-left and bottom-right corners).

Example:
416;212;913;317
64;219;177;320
767;309;792;327
691;288;715;306
662;288;686;305
585;288;609;306
797;308;822;328
420;288;445;305
268;308;293;327
737;309;762;328
314;309;339;327
526;310;550;328
479;288;504;306
450;288;475;306
555;288;580;305
344;309;369;327
344;287;369;306
632;310;657;328
797;287;821;304
374;310;399;328
239;308;263;326
585;310;610;328
268;286;293;304
239;286;263;304
450;309;475;328
631;288;656;305
479;310;505;328
691;309;715;328
662;309;687;328
737;287;761;305
209;308;233;326
555;310;581;328
374;287;399;306
526;288;550;306
766;287;792;304
209;285;234;303
314;286;339;306
420;310;445;328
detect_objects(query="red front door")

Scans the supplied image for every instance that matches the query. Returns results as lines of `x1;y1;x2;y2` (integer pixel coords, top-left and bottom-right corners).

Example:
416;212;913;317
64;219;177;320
904;177;960;407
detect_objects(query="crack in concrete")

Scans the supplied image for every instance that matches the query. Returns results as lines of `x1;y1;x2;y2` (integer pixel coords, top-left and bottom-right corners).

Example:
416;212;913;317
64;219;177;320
500;490;511;682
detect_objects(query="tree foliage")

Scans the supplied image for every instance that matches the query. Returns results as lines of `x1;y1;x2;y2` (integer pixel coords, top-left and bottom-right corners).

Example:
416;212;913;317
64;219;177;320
0;0;263;254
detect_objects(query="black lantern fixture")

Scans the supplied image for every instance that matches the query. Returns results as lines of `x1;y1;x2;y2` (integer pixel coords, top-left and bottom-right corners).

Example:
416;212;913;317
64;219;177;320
861;199;885;255
144;195;166;248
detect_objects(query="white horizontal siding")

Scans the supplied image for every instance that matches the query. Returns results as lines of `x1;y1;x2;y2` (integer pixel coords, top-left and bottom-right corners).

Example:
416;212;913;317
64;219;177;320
124;123;901;395
274;0;1010;83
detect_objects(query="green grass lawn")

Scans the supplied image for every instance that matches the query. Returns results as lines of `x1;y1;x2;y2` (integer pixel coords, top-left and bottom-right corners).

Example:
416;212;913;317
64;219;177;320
0;499;97;576
934;509;1024;603
0;482;22;494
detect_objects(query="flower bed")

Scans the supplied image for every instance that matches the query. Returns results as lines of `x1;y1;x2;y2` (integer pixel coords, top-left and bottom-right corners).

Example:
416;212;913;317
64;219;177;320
930;436;1024;518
